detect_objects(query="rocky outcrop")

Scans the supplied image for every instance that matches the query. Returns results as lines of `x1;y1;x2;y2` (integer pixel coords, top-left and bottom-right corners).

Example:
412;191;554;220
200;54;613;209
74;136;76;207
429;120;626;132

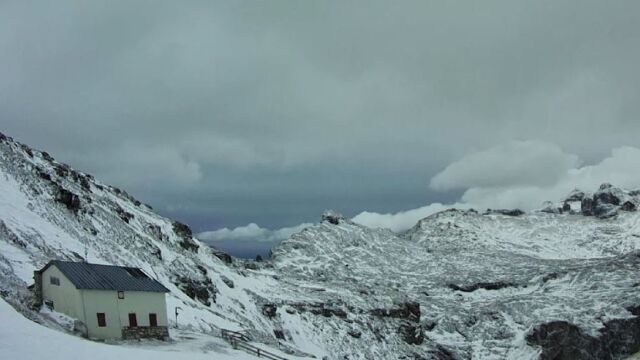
220;275;235;288
621;201;637;212
484;209;525;216
321;210;344;225
448;281;518;292
565;189;586;202
212;249;233;264
398;322;424;345
369;302;420;322
526;305;640;360
172;221;200;252
174;277;217;306
262;303;278;318
579;183;638;218
55;187;81;213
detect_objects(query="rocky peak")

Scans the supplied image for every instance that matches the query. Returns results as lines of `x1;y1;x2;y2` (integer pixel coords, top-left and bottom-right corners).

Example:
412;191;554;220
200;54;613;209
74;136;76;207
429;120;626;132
575;183;640;218
321;210;345;225
564;188;586;202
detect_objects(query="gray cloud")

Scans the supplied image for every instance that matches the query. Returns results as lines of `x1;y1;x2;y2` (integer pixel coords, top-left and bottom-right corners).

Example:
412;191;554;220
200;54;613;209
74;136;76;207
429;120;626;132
1;1;640;237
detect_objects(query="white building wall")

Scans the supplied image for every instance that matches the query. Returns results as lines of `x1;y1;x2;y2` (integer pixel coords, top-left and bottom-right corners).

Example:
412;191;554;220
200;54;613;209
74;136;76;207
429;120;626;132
115;290;168;328
81;289;168;339
81;290;123;339
41;266;85;322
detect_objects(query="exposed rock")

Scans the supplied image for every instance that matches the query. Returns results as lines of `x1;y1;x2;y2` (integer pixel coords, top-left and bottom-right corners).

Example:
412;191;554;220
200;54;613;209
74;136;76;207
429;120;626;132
594;183;623;206
309;304;347;318
273;329;285;340
621;201;637;212
55;187;80;213
262;303;278;318
565;189;586;202
370;302;420;322
540;201;562;214
423;319;437;332
174;277;216;306
114;206;134;223
212;249;232;264
78;176;91;192
485;209;525;216
172;221;199;252
581;197;595;216
398;322;424;345
526;306;640;360
347;330;362;339
220;275;235;288
448;281;517;293
41;151;54;162
322;210;344;225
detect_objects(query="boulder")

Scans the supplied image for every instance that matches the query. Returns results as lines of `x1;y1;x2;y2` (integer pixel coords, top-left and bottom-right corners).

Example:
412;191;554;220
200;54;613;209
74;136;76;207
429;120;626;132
621;201;637;212
262;303;278;318
220;275;235;288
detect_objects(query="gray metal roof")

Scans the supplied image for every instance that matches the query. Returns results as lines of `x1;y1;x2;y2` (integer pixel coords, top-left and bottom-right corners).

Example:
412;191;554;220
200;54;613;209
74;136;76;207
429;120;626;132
42;260;169;293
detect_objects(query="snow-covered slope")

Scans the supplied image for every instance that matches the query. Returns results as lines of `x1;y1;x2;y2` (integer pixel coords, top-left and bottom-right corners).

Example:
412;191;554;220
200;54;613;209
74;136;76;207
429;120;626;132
0;297;262;360
1;131;640;360
0;132;310;358
267;211;640;359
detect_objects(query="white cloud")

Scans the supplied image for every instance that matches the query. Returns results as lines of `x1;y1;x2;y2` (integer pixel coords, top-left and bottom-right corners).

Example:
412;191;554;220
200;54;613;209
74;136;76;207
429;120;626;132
351;203;469;232
197;222;313;243
435;142;640;211
429;140;579;191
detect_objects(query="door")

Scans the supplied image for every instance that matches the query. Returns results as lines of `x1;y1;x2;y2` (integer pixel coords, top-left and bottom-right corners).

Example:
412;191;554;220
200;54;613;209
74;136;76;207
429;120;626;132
128;313;137;327
149;313;157;327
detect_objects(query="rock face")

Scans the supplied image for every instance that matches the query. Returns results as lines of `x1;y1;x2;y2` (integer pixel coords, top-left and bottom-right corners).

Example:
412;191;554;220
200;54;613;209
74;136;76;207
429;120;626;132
397;322;424;345
574;184;639;218
321;210;344;225
527;305;640;360
269;188;640;359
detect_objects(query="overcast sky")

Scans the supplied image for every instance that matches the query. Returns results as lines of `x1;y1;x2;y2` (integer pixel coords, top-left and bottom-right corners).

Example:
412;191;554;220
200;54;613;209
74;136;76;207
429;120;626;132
2;1;640;255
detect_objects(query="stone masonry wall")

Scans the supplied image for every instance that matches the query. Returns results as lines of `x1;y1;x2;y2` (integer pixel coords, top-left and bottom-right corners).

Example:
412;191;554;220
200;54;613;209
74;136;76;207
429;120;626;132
121;326;169;340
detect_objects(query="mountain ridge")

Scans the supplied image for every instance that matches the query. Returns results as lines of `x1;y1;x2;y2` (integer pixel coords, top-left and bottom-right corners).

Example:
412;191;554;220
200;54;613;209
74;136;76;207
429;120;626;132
1;131;640;359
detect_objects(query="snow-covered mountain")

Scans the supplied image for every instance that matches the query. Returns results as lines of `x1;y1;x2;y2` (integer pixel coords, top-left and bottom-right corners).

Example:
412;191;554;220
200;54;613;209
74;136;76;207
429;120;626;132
0;132;313;358
1;131;640;360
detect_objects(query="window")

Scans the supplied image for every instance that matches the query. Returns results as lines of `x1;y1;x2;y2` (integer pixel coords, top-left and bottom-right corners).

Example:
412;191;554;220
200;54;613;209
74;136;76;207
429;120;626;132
117;291;124;299
128;313;137;327
149;313;158;327
97;313;106;327
50;276;60;286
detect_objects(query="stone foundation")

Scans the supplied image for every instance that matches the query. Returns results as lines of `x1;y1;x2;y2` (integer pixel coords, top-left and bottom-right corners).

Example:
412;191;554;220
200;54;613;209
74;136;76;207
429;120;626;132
121;326;169;340
33;271;43;305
